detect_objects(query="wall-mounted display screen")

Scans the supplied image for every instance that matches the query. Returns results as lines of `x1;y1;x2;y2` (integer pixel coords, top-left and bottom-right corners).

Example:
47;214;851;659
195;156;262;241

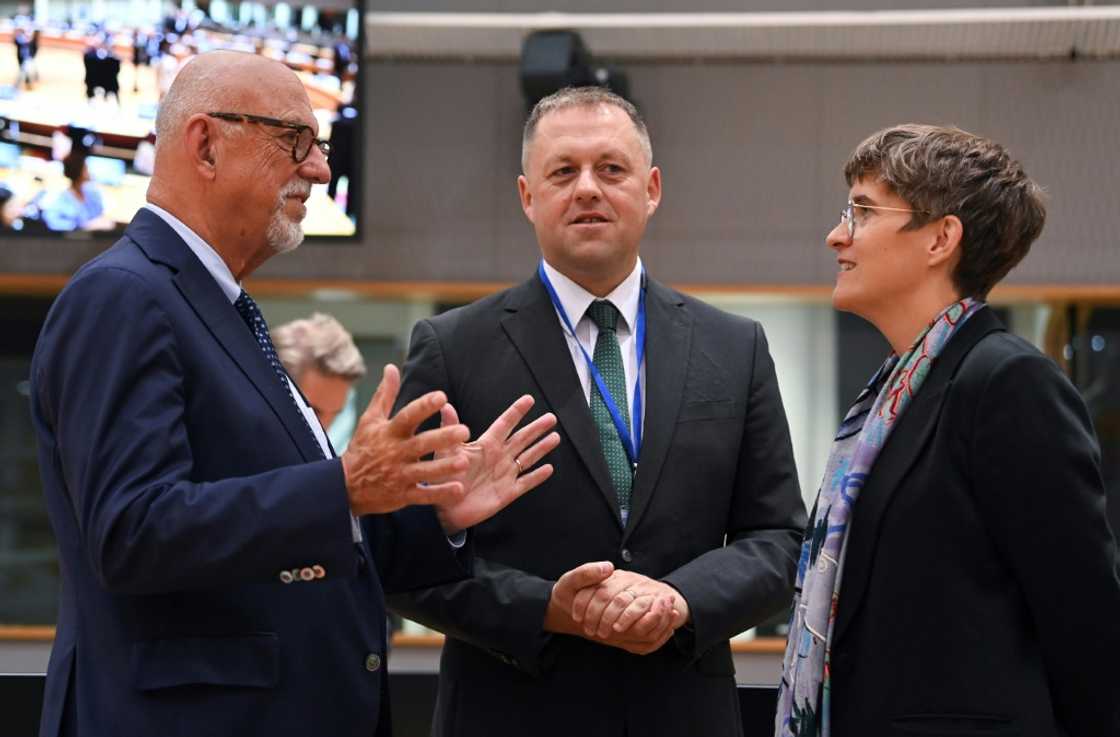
0;0;360;237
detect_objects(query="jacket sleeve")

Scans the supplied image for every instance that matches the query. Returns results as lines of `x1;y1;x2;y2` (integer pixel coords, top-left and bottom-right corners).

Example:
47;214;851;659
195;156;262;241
364;505;472;596
970;350;1120;736
31;266;357;595
386;318;556;675
661;322;807;658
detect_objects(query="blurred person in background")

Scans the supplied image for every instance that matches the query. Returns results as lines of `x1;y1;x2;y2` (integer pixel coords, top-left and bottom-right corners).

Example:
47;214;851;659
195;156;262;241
82;34;121;104
14;27;35;89
327;97;357;218
132;29;150;93
274;312;366;437
776;124;1120;737
0;184;20;227
155;38;182;101
42;150;115;232
331;38;352;83
29;29;40;83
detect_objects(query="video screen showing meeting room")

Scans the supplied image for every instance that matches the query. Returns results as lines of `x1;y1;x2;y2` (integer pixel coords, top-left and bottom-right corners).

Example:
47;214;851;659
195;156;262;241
0;0;360;236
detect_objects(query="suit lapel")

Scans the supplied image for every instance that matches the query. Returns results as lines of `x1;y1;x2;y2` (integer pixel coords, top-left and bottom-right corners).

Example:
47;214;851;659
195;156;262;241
126;209;323;462
623;280;690;539
500;277;621;524
833;307;1005;643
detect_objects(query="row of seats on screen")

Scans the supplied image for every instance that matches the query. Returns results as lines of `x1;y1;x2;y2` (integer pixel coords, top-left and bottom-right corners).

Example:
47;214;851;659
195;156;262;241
0;141;129;184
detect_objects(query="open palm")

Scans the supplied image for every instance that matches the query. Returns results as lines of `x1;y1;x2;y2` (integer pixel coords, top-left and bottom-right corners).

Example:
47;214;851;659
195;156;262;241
434;396;560;534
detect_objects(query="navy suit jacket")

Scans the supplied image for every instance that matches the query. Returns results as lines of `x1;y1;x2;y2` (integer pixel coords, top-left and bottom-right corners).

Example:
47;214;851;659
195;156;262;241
30;208;468;737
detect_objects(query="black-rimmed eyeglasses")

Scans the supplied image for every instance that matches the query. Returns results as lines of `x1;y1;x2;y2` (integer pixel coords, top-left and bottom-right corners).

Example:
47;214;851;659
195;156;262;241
207;111;330;163
840;199;928;240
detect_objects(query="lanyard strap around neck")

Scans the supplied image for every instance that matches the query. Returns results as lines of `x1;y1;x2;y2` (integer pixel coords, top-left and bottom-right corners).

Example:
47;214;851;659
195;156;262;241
538;262;646;466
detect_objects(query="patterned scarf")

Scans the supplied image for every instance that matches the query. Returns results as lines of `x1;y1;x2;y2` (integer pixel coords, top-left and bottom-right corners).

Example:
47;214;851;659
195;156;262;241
774;298;983;737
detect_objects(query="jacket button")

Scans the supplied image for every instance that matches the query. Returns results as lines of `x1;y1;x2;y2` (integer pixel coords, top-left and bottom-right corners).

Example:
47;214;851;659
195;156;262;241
365;653;382;672
279;570;295;584
620;548;633;563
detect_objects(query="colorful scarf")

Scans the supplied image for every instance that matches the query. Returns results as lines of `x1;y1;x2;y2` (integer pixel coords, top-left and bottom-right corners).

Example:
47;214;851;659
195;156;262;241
775;298;983;737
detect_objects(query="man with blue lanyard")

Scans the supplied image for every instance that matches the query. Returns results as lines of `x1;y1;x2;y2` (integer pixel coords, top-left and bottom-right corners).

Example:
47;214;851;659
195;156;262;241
390;86;807;737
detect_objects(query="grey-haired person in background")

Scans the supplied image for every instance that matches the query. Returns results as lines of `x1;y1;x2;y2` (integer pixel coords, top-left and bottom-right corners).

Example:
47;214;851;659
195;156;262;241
274;312;366;433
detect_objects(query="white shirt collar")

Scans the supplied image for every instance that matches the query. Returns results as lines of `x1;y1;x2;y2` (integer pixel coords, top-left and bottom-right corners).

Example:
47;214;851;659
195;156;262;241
143;203;241;304
540;257;643;334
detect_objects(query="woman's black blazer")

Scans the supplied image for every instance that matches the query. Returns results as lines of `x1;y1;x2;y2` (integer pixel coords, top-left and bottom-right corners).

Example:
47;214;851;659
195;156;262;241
830;307;1120;737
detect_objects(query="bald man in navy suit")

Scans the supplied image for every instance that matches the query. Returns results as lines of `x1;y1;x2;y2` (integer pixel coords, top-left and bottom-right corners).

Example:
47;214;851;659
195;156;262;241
30;51;559;737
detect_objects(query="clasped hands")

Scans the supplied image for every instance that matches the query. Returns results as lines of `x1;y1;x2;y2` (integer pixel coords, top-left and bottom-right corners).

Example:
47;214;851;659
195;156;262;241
340;364;560;534
546;562;690;655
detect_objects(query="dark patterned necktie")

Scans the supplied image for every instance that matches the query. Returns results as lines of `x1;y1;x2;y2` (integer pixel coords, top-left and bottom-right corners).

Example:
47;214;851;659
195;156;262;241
234;290;325;460
586;299;633;516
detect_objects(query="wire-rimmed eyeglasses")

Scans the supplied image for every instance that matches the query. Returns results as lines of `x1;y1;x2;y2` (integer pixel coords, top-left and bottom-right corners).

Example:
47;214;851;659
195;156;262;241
840;199;928;240
207;112;330;163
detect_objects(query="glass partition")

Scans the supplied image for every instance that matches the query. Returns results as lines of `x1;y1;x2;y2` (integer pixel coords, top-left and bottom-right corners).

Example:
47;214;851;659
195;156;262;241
1;291;1115;639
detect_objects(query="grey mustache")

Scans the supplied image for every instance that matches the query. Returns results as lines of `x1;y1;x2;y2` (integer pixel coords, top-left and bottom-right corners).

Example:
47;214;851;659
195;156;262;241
280;180;312;199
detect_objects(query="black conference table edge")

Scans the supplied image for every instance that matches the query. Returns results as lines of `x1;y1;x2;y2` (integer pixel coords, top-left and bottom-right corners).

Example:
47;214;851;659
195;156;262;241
0;673;779;735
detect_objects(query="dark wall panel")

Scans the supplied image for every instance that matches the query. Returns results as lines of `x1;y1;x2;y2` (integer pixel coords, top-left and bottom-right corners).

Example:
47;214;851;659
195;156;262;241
257;58;1119;286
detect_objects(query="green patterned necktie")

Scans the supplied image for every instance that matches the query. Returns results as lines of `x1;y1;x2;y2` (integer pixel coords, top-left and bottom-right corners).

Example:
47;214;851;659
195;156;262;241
585;300;633;517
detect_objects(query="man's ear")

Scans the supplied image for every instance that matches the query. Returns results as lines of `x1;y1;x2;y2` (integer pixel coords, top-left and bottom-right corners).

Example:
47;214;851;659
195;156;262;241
517;174;534;224
183;115;218;180
646;165;662;216
928;214;963;269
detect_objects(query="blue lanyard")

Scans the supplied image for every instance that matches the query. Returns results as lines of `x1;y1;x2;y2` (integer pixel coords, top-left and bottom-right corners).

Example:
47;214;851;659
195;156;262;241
538;262;646;467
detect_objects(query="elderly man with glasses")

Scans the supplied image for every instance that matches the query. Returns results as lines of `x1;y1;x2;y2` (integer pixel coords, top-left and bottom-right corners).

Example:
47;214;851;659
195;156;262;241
30;50;562;737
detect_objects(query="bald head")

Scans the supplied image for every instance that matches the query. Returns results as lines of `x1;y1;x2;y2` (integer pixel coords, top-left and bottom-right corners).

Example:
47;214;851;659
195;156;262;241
146;49;329;280
155;51;304;152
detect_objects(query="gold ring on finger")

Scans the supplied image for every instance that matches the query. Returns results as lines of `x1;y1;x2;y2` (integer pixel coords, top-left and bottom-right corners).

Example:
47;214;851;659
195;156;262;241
514;458;524;475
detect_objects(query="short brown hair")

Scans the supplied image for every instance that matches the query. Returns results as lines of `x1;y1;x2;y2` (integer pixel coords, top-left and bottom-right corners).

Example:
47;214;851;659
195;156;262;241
844;124;1046;299
521;86;652;173
62;151;88;184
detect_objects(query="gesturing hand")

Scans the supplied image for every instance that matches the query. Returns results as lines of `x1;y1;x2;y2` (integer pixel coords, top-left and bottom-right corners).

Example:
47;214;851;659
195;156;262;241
432;395;560;535
341;364;472;516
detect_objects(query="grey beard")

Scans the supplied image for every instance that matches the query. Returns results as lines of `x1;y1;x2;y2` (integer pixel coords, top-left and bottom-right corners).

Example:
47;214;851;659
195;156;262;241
266;207;304;254
267;181;310;254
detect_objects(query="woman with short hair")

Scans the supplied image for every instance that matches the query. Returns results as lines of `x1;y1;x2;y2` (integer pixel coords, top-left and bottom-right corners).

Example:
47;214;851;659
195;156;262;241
776;124;1120;737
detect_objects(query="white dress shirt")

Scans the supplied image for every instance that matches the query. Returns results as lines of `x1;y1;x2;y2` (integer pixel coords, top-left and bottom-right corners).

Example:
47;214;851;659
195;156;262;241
541;258;647;523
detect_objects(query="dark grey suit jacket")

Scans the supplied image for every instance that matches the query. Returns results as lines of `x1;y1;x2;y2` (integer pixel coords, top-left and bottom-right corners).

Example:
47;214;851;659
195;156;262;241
389;272;806;737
